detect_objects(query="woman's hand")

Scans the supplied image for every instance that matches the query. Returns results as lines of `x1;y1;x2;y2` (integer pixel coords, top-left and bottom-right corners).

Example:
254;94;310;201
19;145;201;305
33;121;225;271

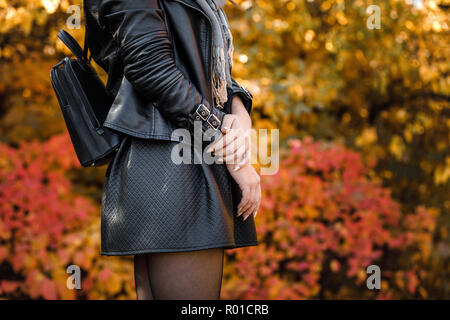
226;163;261;220
207;97;252;169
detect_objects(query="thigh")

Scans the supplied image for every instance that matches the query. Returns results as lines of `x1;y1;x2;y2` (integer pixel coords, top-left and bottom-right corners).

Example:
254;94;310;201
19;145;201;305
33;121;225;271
134;254;154;300
146;247;224;300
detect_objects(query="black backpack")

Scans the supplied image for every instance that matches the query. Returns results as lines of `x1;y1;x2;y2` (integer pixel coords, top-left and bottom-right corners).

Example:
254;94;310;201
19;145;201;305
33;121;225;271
50;29;122;167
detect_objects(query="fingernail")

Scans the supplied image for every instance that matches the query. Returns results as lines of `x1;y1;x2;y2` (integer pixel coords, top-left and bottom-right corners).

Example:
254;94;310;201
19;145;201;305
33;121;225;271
206;148;212;153
233;165;240;171
243;214;249;221
254;211;258;217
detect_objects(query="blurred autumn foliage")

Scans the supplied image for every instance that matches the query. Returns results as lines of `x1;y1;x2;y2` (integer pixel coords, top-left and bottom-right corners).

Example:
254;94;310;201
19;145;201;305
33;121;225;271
0;133;134;299
222;138;438;299
0;0;448;299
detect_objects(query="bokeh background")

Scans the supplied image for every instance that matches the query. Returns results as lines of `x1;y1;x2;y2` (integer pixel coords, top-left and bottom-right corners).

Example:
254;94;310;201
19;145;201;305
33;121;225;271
0;0;448;299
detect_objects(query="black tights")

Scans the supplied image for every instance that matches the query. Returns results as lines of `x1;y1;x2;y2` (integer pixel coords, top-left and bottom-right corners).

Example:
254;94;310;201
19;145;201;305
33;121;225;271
134;248;224;300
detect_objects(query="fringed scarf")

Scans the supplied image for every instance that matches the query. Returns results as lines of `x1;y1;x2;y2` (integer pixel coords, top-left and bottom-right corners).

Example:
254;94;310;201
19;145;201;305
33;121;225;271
193;0;234;109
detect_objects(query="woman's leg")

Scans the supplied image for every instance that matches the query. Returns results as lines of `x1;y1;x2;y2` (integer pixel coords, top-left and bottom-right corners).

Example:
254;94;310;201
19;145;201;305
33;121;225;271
134;254;154;300
134;248;224;300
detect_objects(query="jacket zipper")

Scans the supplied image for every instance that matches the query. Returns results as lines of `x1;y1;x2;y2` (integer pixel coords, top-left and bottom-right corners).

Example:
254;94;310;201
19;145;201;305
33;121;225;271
172;0;214;106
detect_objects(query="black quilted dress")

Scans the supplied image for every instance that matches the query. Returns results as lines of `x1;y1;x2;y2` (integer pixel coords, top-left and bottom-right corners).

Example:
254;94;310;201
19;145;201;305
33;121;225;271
100;130;259;255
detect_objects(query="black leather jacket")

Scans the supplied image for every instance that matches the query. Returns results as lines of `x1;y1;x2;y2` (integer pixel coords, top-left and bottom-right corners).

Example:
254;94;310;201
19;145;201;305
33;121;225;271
84;0;253;141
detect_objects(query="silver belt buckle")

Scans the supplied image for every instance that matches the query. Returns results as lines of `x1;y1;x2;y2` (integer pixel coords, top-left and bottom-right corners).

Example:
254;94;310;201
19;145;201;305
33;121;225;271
195;103;210;121
207;113;221;130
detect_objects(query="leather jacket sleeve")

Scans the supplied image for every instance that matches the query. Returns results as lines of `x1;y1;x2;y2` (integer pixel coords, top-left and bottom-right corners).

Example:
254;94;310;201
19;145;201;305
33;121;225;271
231;77;253;115
97;0;226;132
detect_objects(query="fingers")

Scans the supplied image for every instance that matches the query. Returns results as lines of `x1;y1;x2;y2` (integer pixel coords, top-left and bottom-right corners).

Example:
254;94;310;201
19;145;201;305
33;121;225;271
206;115;236;153
238;178;261;221
207;129;237;156
221;135;248;162
238;188;252;217
208;114;252;167
220;114;236;134
215;131;240;159
235;136;251;167
237;186;250;217
206;134;225;155
215;130;251;164
223;142;249;169
241;185;258;221
253;184;262;218
210;129;240;156
222;135;250;172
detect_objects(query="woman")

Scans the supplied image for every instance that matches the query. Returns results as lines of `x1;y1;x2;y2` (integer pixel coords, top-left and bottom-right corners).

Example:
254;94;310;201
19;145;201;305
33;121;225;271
84;0;261;299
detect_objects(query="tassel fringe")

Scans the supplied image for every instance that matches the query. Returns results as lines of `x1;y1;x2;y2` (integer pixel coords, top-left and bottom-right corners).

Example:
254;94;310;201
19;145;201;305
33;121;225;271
212;47;228;109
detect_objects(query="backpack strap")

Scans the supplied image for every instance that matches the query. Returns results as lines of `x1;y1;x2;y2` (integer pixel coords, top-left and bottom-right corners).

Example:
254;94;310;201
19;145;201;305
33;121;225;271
57;29;89;62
